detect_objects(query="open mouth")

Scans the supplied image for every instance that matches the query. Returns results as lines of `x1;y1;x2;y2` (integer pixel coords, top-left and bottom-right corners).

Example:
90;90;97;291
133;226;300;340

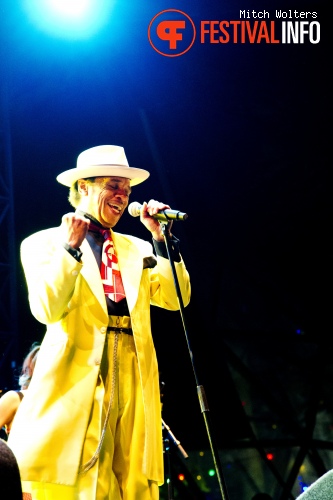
108;203;122;214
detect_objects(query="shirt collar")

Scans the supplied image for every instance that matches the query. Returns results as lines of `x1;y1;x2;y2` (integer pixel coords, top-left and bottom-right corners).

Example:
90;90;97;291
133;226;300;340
76;210;105;229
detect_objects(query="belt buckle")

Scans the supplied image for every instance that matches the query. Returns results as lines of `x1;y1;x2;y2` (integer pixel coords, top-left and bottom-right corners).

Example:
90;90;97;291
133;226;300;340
108;315;131;330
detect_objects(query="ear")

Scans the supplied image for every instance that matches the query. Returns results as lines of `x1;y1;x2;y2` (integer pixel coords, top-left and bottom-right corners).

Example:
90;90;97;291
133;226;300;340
77;179;89;196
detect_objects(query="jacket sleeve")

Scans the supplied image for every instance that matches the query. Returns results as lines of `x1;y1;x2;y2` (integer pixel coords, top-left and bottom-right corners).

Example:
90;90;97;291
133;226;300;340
149;253;191;310
20;229;83;324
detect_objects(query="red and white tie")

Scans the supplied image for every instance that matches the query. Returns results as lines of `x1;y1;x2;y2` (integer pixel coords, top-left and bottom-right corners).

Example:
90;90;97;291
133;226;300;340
100;229;126;303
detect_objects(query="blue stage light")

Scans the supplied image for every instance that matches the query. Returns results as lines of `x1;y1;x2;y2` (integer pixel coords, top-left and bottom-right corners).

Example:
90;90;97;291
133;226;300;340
22;0;115;40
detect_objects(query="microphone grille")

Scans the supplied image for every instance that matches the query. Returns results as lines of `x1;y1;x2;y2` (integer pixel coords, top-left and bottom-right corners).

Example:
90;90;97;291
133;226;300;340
128;201;141;217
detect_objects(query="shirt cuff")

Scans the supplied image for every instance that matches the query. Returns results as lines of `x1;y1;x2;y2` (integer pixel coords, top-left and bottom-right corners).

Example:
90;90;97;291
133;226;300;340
63;243;83;262
153;236;181;262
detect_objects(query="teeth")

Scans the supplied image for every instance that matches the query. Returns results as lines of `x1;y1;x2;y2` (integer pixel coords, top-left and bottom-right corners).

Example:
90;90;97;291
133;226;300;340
110;204;121;212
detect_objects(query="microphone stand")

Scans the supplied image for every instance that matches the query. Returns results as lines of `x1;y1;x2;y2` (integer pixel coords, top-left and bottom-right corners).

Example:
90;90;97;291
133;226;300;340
162;418;189;500
162;418;189;461
160;222;230;500
162;430;174;500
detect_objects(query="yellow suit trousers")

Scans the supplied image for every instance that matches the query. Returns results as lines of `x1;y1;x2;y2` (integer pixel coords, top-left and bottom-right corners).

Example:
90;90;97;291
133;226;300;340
22;332;160;500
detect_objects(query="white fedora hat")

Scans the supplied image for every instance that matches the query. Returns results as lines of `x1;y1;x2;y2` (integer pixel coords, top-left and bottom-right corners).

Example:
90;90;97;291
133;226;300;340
56;145;150;187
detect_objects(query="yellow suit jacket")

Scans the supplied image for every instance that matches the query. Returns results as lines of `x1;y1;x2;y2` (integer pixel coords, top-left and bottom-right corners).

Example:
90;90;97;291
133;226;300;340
8;226;191;486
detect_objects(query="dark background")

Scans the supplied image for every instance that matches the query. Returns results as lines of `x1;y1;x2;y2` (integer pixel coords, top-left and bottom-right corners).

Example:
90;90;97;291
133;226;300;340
0;0;330;460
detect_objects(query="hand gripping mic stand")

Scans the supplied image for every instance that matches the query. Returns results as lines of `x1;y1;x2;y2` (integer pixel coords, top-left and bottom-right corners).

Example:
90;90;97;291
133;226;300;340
160;220;230;500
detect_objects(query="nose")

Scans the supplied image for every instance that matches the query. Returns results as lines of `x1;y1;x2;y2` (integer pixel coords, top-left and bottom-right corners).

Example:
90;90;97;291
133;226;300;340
114;189;129;202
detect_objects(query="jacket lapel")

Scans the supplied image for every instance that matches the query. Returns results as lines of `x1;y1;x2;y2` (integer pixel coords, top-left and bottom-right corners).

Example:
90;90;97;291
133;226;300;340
80;238;108;314
112;232;142;313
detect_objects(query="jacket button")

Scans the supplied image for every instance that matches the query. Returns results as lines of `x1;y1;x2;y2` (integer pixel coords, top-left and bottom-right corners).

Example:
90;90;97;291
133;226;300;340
101;327;107;333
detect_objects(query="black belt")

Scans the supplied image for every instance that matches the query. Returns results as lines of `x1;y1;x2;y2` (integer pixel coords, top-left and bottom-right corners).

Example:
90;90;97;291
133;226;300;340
107;326;133;335
107;315;132;335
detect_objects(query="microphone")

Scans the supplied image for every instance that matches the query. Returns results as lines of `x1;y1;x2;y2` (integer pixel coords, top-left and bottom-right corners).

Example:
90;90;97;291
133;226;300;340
128;202;188;222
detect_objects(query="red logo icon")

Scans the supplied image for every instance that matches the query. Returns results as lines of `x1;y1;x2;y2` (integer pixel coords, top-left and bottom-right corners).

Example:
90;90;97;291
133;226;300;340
148;10;196;57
